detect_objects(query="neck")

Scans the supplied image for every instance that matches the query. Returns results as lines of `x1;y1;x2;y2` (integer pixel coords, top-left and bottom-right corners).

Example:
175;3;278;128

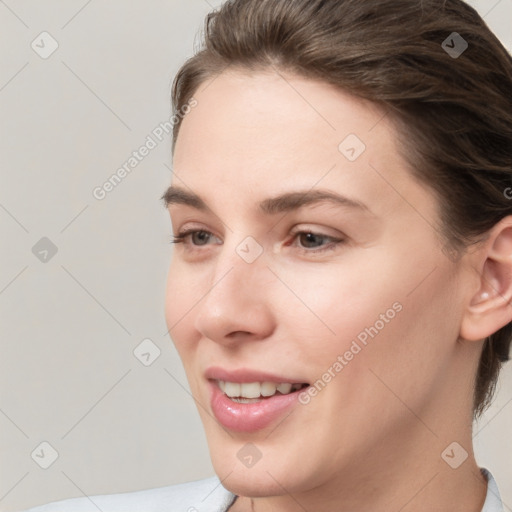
230;422;487;512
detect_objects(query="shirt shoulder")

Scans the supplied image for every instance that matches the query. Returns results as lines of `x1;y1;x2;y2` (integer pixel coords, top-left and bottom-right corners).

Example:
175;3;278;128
23;468;505;511
24;476;237;512
481;468;504;512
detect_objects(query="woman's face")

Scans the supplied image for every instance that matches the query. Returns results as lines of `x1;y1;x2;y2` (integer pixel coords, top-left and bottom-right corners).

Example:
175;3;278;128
164;70;475;497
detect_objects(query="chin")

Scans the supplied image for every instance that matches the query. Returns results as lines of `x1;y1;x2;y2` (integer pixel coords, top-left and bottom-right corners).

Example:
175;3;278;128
208;438;318;499
218;465;294;498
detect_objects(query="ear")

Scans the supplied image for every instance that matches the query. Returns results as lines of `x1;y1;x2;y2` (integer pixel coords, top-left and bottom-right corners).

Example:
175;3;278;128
460;216;512;341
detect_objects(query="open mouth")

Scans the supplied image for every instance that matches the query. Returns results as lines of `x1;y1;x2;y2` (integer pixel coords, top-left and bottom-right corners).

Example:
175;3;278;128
208;373;311;431
217;380;310;403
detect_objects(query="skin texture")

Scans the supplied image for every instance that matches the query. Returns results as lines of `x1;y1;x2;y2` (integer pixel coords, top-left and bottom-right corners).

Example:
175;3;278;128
164;69;512;511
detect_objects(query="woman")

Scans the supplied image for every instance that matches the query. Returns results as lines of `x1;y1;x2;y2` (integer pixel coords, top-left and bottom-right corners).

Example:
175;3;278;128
26;0;511;510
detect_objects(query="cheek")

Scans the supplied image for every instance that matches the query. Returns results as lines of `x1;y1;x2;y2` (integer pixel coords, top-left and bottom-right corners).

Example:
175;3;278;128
271;259;403;361
277;248;461;390
318;261;461;422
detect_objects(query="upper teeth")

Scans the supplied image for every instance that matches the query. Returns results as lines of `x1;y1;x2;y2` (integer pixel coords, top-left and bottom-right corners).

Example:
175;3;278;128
218;381;304;398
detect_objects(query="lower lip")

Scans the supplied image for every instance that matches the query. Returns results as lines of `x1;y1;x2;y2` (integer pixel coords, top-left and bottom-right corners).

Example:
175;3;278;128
209;381;303;432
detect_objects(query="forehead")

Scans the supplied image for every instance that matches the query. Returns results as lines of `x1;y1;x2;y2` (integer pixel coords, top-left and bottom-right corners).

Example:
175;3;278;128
175;68;386;160
171;69;439;226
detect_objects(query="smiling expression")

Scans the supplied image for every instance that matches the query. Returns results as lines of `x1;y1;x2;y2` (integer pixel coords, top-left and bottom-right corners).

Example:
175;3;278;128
163;69;477;501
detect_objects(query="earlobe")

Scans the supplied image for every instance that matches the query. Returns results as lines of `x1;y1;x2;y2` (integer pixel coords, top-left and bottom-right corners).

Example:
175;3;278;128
460;218;512;342
468;258;506;310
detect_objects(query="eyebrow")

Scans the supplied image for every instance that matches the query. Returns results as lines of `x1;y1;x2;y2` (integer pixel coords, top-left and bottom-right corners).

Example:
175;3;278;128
161;185;370;215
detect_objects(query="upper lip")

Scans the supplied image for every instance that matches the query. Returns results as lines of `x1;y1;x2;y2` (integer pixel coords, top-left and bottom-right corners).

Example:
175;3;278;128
205;366;309;384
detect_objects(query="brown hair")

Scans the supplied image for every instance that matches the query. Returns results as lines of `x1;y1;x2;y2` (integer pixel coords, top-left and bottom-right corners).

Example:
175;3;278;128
170;0;512;416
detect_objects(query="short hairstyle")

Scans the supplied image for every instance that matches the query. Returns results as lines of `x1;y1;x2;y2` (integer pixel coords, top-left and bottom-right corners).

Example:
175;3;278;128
170;0;512;416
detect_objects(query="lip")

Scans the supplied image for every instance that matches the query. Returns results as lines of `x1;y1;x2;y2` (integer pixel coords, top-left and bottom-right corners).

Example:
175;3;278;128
205;366;307;384
205;367;309;433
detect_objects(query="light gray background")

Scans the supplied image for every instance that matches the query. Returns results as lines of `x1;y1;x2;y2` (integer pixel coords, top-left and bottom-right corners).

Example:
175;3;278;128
1;1;511;511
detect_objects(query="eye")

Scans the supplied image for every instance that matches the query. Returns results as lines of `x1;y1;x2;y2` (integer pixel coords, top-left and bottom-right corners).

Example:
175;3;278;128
290;230;345;253
297;232;329;248
170;229;220;247
169;228;344;255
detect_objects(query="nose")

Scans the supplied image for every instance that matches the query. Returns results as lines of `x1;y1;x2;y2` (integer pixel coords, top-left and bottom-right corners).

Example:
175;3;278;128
193;252;276;346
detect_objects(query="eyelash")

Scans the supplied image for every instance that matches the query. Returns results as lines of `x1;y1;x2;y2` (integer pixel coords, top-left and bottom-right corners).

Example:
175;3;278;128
169;228;344;254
